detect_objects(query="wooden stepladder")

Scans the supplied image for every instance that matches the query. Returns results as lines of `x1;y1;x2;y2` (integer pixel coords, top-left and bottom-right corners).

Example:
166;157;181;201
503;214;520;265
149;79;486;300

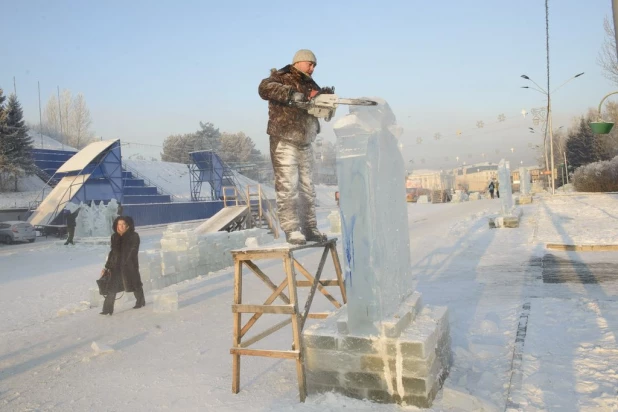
230;238;346;402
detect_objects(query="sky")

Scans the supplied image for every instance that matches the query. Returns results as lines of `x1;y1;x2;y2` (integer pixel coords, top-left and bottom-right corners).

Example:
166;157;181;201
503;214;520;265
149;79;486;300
2;0;616;169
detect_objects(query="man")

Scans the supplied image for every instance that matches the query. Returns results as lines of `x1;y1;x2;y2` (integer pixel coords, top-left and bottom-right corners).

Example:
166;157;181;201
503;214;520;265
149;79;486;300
258;49;332;245
488;180;495;199
64;206;80;245
495;180;500;198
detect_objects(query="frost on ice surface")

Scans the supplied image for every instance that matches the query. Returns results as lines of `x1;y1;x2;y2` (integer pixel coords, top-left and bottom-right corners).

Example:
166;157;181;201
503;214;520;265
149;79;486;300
74;199;119;238
333;99;413;333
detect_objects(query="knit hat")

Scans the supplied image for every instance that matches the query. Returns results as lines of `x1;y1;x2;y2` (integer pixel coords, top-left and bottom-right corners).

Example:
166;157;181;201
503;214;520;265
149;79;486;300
292;49;317;65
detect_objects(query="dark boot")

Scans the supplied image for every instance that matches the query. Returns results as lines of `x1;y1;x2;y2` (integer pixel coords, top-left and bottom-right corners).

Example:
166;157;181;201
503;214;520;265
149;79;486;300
303;227;327;243
102;292;116;315
133;287;145;309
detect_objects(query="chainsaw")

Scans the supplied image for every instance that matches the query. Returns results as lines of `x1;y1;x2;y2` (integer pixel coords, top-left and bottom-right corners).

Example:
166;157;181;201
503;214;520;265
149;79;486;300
295;93;378;121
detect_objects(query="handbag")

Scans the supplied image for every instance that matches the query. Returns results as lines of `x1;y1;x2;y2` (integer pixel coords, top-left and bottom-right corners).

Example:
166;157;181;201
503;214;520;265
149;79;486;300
97;269;112;296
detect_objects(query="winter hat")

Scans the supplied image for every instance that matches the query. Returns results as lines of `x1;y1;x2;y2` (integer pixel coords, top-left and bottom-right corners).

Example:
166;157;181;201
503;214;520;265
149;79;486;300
292;49;317;65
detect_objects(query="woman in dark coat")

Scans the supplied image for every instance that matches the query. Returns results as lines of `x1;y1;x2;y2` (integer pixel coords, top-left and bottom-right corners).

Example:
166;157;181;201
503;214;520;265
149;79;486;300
99;216;145;315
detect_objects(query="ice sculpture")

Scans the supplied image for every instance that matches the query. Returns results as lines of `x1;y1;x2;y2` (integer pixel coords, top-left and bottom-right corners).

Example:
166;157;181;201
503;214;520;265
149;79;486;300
333;99;413;333
74;200;120;238
497;159;514;215
519;167;531;195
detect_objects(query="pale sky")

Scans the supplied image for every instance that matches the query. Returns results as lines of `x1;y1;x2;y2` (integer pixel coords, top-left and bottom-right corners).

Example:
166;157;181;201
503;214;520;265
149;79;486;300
2;0;615;169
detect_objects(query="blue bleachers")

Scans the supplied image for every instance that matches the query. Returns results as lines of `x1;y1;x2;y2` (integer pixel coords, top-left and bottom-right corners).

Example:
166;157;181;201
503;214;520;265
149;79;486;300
33;148;183;222
123;186;158;195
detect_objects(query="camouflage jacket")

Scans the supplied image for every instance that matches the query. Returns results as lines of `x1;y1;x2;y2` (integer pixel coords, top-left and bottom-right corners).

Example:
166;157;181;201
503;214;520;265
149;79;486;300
258;65;321;147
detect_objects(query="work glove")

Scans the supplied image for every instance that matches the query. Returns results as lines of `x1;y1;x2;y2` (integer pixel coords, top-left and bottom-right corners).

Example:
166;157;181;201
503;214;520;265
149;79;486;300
320;86;335;94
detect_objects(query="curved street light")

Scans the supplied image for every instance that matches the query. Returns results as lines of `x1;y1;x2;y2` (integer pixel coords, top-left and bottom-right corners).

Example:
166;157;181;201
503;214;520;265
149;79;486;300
590;91;618;134
521;72;584;194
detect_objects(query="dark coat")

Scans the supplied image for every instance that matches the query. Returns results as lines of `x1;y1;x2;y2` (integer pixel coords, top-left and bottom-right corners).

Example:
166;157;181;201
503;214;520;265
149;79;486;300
104;216;142;293
66;208;80;228
258;65;323;147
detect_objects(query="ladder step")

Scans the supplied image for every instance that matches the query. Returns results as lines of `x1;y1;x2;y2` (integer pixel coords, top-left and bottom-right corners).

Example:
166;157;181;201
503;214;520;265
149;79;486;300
230;348;300;359
232;304;295;314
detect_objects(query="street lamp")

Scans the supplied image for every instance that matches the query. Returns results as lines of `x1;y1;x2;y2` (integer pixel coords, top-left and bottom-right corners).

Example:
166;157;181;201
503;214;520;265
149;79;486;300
521;72;584;194
590;91;618;134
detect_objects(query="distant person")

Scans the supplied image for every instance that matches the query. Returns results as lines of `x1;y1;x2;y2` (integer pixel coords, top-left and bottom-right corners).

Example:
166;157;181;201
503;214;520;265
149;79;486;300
335;191;340;207
488;181;495;199
258;49;333;245
64;206;80;245
99;216;145;315
495;180;500;199
117;202;123;216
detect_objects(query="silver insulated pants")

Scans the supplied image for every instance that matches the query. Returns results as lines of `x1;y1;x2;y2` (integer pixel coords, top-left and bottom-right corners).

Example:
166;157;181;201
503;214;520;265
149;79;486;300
270;139;317;234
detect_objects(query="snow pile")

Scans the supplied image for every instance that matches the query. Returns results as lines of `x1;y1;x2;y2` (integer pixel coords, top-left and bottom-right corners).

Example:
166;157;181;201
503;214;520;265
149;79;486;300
28;130;77;151
451;190;469;203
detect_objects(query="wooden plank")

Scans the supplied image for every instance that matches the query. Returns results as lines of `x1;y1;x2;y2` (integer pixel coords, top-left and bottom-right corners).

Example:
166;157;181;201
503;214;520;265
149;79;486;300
329;242;347;303
232;304;295;314
546;243;618;251
229;348;300;359
232;251;287;261
307;313;330;319
231;259;243;394
284;253;307;402
239;318;292;348
244;260;290;304
298;246;330;330
240;278;289;338
294;260;342;309
297;280;341;287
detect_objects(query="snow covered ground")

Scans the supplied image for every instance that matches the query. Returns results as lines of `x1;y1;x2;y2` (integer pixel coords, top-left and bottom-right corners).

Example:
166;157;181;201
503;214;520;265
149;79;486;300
1;194;617;411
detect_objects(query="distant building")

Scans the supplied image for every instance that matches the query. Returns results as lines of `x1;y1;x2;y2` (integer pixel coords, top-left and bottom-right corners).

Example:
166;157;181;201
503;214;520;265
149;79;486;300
406;169;454;191
454;163;498;192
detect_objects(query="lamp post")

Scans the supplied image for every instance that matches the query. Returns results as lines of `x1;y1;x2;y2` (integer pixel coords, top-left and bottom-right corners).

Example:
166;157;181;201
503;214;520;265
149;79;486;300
521;72;584;194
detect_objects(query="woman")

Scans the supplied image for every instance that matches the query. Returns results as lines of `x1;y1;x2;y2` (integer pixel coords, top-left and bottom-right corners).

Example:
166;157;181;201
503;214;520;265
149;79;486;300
99;216;145;315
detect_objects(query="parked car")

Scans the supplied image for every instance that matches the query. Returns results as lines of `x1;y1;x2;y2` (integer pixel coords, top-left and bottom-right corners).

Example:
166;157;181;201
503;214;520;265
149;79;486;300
0;221;36;244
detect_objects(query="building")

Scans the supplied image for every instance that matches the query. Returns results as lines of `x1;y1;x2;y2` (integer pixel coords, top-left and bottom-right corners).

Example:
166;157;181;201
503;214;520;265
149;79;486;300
454;163;498;192
406;169;455;191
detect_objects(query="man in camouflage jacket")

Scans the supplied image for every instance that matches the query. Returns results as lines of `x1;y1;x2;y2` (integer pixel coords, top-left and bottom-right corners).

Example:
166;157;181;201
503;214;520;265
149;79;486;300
258;49;332;245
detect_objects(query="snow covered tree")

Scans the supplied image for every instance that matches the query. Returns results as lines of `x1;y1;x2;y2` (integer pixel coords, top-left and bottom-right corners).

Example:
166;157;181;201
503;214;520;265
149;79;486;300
566;117;612;171
161;133;199;164
194;122;221;152
1;94;35;191
161;122;222;164
42;89;95;148
219;132;256;163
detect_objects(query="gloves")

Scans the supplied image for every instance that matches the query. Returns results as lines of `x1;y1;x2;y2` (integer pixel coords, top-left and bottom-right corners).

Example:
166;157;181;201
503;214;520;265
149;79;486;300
320;86;335;94
290;92;306;104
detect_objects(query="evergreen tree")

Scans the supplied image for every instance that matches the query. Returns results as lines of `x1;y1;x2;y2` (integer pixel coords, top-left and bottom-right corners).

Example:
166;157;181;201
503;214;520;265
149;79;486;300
194;122;221;152
5;94;35;177
566;117;612;170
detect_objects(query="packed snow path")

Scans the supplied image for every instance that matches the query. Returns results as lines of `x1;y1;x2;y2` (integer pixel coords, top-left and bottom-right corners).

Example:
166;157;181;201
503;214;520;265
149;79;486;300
1;195;617;411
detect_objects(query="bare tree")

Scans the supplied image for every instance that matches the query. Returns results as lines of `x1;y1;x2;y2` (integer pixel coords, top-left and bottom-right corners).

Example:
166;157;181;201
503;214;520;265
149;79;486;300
71;93;93;148
42;89;95;148
597;17;618;85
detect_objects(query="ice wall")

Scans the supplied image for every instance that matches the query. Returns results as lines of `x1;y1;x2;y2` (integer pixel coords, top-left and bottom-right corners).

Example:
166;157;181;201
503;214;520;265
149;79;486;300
333;99;413;333
519;167;531;195
75;199;119;238
498;159;514;215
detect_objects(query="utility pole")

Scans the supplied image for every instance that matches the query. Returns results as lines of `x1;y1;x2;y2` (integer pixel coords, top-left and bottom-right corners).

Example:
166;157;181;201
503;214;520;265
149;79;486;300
545;0;555;194
38;81;43;148
613;0;618;60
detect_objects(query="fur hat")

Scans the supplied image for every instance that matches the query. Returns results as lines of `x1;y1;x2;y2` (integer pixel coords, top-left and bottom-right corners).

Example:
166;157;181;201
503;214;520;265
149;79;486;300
292;49;317;65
